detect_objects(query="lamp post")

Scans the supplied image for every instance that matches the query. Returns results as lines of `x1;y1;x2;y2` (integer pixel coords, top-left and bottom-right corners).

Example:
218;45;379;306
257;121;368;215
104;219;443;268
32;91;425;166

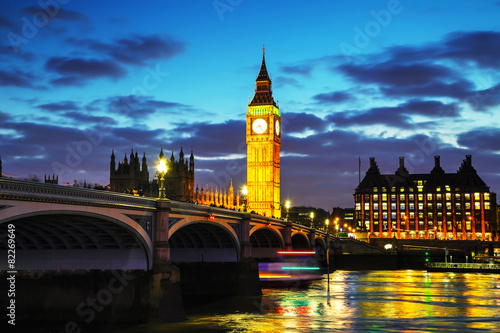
325;218;330;293
310;211;315;229
242;185;248;212
285;200;290;222
157;158;167;199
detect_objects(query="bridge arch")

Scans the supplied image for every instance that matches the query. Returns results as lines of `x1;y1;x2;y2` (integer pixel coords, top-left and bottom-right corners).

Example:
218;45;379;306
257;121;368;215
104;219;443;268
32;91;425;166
249;227;284;258
291;232;310;250
0;210;152;270
168;220;240;262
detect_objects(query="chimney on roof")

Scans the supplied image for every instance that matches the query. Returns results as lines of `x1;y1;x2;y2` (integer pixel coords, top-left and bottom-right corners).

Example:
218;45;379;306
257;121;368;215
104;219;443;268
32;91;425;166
369;157;375;168
399;156;404;168
434;156;440;167
465;155;472;166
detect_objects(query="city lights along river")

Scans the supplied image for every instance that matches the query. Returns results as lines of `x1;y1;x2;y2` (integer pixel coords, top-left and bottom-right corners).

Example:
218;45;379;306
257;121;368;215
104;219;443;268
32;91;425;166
118;270;500;332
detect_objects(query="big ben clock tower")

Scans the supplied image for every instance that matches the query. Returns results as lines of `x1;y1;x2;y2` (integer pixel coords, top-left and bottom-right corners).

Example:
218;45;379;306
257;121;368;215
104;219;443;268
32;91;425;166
246;48;281;218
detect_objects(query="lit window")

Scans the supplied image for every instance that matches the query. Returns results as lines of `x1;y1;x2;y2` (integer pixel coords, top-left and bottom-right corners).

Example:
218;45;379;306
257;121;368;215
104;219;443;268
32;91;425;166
409;203;415;210
356;203;361;210
427;203;433;209
382;194;387;201
445;193;451;201
382;187;386;192
391;195;396;202
418;203;424;210
474;193;480;201
373;187;378;193
391;212;396;219
400;194;405;201
436;194;442;200
400;203;406;210
485;202;490;210
400;187;405;192
418;194;423;201
445;185;451;191
373;194;379;201
436;186;441;192
364;203;370;210
446;202;451;210
374;212;379;219
373;202;379;210
485;193;490;201
409;212;415;219
455;193;460;201
474;202;480;210
391;203;396;210
437;202;442;209
382;203;388;210
465;202;471;209
464;193;470;200
391;187;396;192
427;194;433;201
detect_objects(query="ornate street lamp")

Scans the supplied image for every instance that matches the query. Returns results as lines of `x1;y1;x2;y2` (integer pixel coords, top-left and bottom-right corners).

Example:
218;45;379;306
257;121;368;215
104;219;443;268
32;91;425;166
157;158;167;199
285;200;290;222
325;218;329;233
310;211;314;229
242;185;248;212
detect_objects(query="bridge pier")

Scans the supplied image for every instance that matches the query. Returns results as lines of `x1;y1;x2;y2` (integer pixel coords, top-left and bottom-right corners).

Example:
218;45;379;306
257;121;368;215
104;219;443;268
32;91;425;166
308;229;316;250
149;199;187;323
240;213;252;259
283;222;292;250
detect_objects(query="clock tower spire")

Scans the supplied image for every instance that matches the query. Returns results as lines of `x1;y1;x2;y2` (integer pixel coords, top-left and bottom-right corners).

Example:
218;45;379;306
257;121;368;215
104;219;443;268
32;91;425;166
246;48;281;218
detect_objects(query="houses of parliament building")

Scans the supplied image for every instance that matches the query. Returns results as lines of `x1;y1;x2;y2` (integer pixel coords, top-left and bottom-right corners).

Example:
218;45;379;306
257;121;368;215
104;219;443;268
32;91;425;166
109;147;244;209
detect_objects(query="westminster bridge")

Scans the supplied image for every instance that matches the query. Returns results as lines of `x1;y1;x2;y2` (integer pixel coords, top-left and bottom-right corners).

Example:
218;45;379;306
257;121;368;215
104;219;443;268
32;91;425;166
0;178;331;271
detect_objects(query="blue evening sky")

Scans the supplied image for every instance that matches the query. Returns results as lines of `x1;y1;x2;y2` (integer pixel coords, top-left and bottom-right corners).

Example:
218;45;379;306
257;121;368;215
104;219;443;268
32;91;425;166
1;0;500;209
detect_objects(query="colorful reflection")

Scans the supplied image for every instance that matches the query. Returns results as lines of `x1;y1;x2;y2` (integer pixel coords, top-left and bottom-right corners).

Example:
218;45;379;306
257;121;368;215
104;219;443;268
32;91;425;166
119;271;500;332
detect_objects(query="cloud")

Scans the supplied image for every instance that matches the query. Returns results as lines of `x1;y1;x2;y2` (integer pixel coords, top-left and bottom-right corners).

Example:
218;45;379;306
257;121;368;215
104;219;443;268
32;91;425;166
0;110;10;122
313;91;354;104
338;62;456;87
23;7;89;22
0;15;14;28
67;34;185;66
280;63;314;76
45;57;126;86
107;95;190;120
274;76;300;88
440;31;500;69
282;112;328;134
456;127;500;152
325;99;459;129
36;101;80;112
0;69;38;88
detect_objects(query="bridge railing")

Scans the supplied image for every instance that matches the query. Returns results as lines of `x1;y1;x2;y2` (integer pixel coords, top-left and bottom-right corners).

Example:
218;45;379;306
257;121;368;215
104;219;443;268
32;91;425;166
0;178;157;209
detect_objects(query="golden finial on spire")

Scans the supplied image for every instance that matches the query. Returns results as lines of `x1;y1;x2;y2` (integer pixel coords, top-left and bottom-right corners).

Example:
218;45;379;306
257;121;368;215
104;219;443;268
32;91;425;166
263;44;265;55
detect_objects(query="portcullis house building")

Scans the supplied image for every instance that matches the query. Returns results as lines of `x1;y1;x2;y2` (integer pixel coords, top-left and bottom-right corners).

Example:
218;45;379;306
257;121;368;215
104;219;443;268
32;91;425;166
355;155;497;241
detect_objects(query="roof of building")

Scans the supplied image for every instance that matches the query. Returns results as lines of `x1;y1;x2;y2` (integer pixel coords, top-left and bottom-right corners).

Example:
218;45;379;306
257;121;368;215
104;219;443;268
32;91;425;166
249;53;277;107
356;155;489;193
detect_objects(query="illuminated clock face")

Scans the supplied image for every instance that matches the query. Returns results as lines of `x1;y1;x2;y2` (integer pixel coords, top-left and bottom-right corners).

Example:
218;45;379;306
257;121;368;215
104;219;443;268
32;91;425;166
275;120;280;136
252;118;267;134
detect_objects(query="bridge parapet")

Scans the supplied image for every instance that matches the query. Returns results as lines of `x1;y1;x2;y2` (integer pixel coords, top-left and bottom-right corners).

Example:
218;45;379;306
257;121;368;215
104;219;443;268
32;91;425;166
0;178;156;210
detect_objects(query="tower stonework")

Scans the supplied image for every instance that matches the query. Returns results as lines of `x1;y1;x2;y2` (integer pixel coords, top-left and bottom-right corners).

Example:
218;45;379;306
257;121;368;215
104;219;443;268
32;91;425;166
246;50;281;218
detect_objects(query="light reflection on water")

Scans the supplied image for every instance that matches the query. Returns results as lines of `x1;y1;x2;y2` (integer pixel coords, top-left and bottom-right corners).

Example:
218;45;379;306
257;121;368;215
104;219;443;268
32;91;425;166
122;270;500;332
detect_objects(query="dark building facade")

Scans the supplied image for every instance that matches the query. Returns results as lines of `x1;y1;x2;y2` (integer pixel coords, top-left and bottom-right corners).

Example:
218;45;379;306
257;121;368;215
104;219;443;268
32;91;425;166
110;149;150;195
109;147;195;202
355;155;496;241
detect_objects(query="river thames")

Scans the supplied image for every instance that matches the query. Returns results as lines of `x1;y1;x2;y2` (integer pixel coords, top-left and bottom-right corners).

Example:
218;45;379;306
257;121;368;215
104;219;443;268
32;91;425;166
119;270;500;333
